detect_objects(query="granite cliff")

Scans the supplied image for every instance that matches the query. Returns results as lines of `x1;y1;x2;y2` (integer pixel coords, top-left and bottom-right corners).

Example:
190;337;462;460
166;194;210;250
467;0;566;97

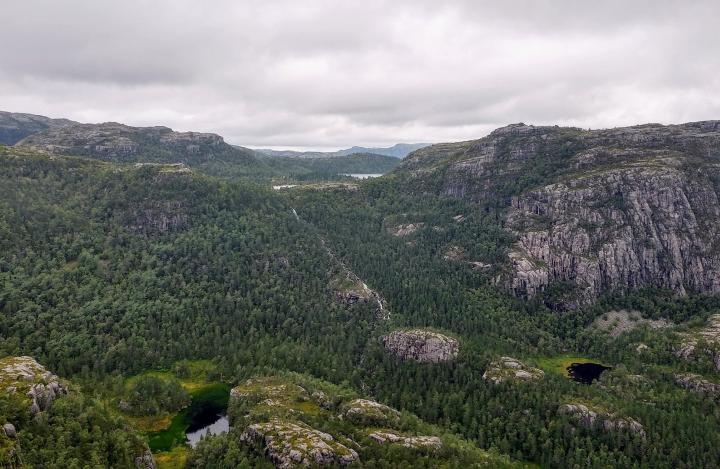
398;121;720;305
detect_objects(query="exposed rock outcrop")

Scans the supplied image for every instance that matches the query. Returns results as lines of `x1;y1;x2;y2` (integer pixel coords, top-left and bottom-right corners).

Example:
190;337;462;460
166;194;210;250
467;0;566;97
387;223;425;237
559;403;645;436
2;424;15;439
128;200;188;234
0;356;68;415
591;310;671;338
483;357;544;384
134;449;157;469
342;399;400;427
383;329;459;363
674;314;720;371
675;373;720;397
368;431;442;450
240;419;359;467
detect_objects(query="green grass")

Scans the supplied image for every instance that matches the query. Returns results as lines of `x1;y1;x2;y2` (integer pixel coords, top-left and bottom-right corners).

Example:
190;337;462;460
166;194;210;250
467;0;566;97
535;354;605;377
154;445;188;469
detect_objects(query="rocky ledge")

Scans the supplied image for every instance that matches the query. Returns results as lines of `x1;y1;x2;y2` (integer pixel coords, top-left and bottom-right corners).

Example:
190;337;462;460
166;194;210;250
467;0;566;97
343;399;400;427
0;356;68;415
368;431;442;451
383;329;459;363
559;403;645;437
240;419;359;467
483;357;544;384
675;373;720;398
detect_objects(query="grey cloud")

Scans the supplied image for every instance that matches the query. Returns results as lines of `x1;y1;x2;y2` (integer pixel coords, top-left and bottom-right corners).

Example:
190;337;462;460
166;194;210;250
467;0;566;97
1;0;718;149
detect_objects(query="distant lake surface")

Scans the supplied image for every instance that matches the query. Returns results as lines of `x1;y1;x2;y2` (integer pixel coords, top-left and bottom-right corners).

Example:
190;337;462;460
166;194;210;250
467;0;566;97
342;173;384;179
567;362;611;384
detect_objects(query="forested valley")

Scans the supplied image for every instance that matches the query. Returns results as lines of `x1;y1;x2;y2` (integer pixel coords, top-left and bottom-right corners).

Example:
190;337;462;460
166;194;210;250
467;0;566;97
3;125;720;469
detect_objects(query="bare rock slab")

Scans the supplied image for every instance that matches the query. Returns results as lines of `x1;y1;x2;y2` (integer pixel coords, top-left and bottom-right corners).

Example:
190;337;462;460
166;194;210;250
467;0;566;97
240;419;359;467
483;357;544;384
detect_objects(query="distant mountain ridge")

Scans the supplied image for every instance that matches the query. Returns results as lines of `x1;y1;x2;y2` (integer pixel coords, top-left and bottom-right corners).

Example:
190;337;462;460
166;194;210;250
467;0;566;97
256;142;431;159
5;110;401;179
0;111;78;145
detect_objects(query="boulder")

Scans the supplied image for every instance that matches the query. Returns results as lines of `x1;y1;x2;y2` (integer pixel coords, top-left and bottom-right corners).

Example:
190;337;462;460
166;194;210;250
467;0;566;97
2;424;16;439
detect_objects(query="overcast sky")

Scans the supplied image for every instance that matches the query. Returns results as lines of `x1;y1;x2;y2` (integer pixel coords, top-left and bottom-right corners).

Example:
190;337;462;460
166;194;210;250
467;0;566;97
1;1;718;150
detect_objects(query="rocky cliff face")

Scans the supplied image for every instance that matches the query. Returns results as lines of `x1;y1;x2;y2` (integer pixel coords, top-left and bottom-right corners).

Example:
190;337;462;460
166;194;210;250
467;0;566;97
382;329;459;363
400;121;720;304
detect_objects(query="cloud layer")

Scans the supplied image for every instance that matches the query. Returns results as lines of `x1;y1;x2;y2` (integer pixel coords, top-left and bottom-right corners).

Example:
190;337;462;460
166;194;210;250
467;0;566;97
2;0;718;150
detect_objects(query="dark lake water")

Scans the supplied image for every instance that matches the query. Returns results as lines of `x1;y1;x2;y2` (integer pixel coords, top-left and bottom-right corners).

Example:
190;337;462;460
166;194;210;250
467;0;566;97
186;410;228;448
567;362;611;384
147;382;230;452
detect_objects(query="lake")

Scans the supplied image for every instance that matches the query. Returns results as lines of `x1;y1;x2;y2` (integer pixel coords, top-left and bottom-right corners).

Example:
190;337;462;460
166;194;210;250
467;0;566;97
567;362;611;384
186;412;229;448
147;382;230;452
342;173;384;179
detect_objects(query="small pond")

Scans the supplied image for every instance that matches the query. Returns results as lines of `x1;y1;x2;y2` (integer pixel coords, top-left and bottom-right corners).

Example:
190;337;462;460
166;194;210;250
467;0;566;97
148;382;230;452
186;412;229;448
567;362;611;384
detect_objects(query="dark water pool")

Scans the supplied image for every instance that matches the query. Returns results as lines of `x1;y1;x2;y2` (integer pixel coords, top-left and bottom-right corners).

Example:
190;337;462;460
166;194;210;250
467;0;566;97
147;382;230;452
567;362;611;384
186;410;229;447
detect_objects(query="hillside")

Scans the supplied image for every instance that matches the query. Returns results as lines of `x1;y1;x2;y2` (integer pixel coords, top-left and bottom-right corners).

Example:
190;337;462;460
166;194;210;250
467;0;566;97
9;115;399;181
16;121;268;177
0;111;77;145
397;121;720;306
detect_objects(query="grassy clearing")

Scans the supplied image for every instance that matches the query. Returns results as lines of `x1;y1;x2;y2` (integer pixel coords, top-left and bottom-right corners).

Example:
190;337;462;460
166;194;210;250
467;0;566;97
535;355;602;376
154;445;188;469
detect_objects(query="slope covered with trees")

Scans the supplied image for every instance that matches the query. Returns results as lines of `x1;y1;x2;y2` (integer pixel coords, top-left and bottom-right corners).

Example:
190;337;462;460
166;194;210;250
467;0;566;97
3;120;720;468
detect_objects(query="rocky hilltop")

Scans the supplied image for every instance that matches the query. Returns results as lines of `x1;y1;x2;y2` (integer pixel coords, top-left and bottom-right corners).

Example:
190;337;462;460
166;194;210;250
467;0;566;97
0;111;77;145
399;121;720;304
16;121;260;169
